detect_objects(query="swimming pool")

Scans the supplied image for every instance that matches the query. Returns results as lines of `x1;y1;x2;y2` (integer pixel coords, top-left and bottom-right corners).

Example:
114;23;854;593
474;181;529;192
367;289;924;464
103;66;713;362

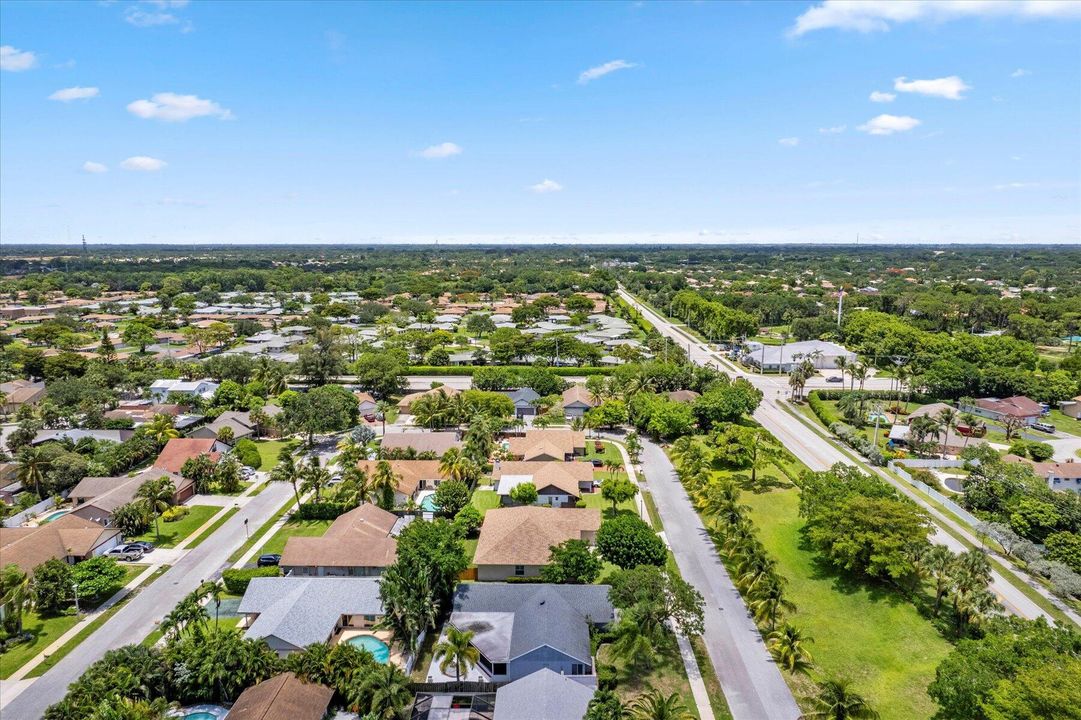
347;633;391;663
171;703;228;720
185;713;217;720
42;510;69;523
417;490;439;512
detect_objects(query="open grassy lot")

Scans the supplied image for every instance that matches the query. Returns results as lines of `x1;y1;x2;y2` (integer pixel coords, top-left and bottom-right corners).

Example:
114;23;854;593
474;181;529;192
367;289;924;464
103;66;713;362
1046;409;1081;437
742;486;951;720
254;439;299;471
133;505;221;548
599;629;704;718
469;489;501;515
259;518;333;555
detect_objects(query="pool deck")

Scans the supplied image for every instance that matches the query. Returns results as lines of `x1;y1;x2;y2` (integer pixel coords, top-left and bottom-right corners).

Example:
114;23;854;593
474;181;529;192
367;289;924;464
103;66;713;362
333;628;405;667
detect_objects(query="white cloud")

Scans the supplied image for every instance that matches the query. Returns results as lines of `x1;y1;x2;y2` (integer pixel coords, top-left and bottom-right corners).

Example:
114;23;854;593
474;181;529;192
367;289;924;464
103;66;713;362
123;1;192;31
778;137;800;147
789;0;1081;37
994;181;1039;190
1011;68;1031;77
49;86;100;102
578;59;637;84
418;142;463;159
121;156;167;171
127;92;233;121
857;114;921;135
818;125;847;134
529;179;563;193
82;161;108;173
1;45;37;72
869;91;896;103
894;75;970;100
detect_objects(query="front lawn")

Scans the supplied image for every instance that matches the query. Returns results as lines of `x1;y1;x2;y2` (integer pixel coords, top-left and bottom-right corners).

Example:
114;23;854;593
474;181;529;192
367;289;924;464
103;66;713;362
598;628;703;718
259;518;333;555
742;487;952;720
255;439;299;471
133;505;221;548
469;489;501;516
584;440;623;466
581;489;636;518
1046;409;1081;438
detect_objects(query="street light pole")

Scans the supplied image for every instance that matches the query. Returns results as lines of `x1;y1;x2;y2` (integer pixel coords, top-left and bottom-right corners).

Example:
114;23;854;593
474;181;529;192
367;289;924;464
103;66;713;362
244;517;249;539
72;582;80;615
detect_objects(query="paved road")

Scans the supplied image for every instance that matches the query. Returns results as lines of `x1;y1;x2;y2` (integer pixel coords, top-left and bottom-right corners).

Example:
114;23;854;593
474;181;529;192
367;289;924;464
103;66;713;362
1;481;295;720
639;434;801;720
618;288;1080;627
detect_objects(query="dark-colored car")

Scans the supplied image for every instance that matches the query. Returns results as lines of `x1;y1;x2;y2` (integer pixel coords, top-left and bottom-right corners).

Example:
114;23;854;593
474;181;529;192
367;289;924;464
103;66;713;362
590;458;604;468
826;376;844;383
257;554;281;567
126;541;155;554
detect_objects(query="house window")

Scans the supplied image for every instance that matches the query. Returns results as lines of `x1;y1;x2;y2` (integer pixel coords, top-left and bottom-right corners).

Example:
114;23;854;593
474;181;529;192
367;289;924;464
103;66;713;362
514;565;525;576
492;663;507;676
570;663;591;675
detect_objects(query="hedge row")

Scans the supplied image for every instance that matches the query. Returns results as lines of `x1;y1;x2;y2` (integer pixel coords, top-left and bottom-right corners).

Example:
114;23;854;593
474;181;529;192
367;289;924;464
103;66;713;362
807;393;843;426
222;566;280;594
810;389;936;404
405;365;613;376
295;502;351;520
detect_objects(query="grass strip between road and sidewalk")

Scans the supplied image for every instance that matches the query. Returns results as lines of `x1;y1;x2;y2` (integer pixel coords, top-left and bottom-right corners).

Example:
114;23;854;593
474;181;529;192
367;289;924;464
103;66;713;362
227;492;299;563
25;565;170;678
186;507;240;549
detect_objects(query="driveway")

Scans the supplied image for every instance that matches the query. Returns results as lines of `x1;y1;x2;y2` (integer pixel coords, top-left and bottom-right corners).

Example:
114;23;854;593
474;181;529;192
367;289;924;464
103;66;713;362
0;481;295;720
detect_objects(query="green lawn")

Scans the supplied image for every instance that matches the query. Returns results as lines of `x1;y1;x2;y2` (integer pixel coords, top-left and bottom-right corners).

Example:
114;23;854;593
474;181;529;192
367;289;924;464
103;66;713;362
133;505;221;548
581;489;636;518
1047;409;1081;437
742;487;952;720
259;518;333;555
187;507;239;548
584;440;623;466
254;439;299;471
469;489;501;516
599;629;704;718
463;538;478;565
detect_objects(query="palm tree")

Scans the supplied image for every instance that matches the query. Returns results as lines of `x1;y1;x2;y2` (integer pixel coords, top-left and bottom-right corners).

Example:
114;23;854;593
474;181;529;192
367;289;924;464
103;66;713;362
627;690;694;720
439;447;479;485
336;435;366;469
749;574;796;631
433;626;479;681
136;476;176;542
300;456;331;502
609;615;659;671
918;545;955;615
374;400;393;435
200;580;225;628
339;465;374;507
145;413;179;447
371;460;399;510
768;623;814;674
834;356;849;389
808;679;880;720
936;407;959;457
0;564;32;634
605;457;622;480
271;450;302;506
352;662;413;720
16;445;51;498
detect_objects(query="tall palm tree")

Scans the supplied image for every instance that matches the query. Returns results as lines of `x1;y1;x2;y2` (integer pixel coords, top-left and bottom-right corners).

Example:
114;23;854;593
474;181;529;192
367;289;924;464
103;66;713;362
0;564;32;634
271;450;302;506
136;476;176;542
335;435;366;469
808;679;880;720
627;690;695;720
145;413;179;447
16;446;51;498
605;457;622;480
371;460;399;510
834;356;849;389
300;457;331;502
768;623;814;674
374;400;393;435
434;626;479;681
339;465;374;507
439;447;479;485
200;580;225;628
936;407;959;457
749;574;796;631
918;545;955;615
609;615;659;671
353;662;413;719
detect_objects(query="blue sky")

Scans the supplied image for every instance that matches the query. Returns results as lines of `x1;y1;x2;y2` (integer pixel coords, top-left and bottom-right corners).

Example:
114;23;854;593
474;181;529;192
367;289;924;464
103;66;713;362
1;0;1079;245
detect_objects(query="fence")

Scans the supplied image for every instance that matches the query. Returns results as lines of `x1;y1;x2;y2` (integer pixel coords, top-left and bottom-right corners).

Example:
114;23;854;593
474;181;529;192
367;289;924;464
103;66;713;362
887;460;982;528
2;496;56;528
411;681;502;693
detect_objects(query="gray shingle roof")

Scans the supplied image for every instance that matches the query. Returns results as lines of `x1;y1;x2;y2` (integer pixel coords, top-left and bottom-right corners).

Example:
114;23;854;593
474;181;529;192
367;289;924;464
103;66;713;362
493;669;595;720
239;577;383;651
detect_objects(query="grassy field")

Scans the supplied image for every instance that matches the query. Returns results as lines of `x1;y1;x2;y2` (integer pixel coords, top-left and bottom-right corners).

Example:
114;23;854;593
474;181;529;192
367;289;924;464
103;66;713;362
742;487;952;720
133;505;221;548
599;629;704;718
254;439;299;471
259;518;333;555
228;495;298;563
469;489;501;515
1046;409;1081;437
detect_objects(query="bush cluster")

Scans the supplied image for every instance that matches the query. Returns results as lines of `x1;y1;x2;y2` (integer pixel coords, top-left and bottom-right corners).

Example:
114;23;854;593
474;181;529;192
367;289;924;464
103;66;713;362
221;567;281;594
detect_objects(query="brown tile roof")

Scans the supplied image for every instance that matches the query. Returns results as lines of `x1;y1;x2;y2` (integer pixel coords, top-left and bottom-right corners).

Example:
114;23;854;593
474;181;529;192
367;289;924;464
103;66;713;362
380;432;461;457
355;459;446;497
397;386;460;412
561;385;597;408
492;461;593;497
154;438;220;474
505;429;585;461
667;389;701;403
280;503;398;570
0;514;121;573
226;672;334;720
975;396;1043;419
473;507;601;567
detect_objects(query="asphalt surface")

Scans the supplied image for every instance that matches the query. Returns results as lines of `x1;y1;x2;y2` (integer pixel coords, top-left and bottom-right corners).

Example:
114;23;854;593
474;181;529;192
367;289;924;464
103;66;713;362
1;481;295;720
639;434;801;720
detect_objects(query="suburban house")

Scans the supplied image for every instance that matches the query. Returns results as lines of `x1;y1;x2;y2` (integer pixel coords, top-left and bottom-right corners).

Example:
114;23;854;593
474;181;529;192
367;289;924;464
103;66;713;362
444;583;614;683
1058;395;1081;420
959;396;1044;426
0;514;123;573
1005;455;1081;493
280;503;404;577
0;379;46;414
501;388;541;418
397;386;460;414
148;378;220;403
493;669;597;720
473;506;601;581
492;461;594;507
380;431;462;457
226;672;334;720
103;402;182;426
354;390;378;416
239;576;385;656
153;437;227;474
68;468;194;526
189;409;278;442
561;385;598;418
32;428;135;446
353;459;448;505
742;339;856;373
505;429;586;462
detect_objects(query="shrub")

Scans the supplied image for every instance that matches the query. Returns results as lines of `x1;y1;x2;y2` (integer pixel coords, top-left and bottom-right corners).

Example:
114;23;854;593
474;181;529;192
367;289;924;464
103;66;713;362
830;421;886;466
295;502;350;520
807;392;842;426
596;514;666;569
162;505;190;522
233;438;262;468
221;566;280;594
452;504;482;537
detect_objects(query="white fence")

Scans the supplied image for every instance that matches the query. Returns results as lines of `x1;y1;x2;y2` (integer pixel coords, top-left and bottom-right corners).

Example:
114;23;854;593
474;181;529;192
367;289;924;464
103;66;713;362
2;496;56;528
888;460;982;528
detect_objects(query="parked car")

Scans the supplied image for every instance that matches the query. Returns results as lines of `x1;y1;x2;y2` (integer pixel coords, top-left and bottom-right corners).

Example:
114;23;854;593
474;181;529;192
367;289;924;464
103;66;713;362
826;375;844;383
1033;422;1056;433
126;541;155;554
105;545;144;561
590;458;604;468
364;413;377;422
257;554;281;567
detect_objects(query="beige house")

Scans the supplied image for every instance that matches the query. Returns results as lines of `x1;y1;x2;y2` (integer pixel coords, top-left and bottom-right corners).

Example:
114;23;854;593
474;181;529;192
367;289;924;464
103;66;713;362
0;514;123;573
1059;395;1081;420
380;431;462;457
561;385;598;418
473;506;601;581
68;468;194;526
492;461;594;507
227;672;334;720
0;379;45;415
505;429;586;462
397;386;460;413
354;459;448;505
280;503;401;577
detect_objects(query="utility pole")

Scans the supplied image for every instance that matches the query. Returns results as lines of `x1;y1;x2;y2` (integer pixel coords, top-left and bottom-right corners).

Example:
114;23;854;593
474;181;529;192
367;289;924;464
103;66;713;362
82;234;88;256
836;289;844;328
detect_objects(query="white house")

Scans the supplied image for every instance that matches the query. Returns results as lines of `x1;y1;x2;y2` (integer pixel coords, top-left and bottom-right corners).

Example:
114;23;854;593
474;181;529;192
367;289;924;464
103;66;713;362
742;340;856;373
149;378;219;403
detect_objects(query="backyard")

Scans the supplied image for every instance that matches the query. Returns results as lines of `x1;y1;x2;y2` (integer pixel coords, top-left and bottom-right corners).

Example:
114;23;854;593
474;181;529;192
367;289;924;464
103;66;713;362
133;505;222;548
254;439;299;471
